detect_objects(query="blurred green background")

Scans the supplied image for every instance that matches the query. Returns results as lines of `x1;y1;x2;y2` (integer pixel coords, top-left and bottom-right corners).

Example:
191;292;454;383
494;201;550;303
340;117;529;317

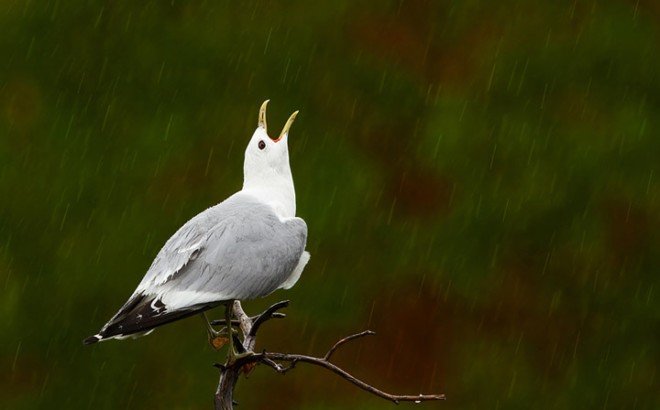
1;0;659;408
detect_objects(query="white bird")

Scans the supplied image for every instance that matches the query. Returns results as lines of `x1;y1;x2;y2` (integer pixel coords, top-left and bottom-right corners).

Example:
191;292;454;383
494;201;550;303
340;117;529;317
84;101;310;358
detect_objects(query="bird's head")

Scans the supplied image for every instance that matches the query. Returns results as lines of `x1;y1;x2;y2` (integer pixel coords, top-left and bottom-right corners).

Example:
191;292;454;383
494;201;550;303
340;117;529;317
243;100;299;193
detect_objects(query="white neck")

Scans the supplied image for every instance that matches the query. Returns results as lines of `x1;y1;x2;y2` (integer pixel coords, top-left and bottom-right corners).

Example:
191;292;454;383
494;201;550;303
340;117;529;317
241;170;296;219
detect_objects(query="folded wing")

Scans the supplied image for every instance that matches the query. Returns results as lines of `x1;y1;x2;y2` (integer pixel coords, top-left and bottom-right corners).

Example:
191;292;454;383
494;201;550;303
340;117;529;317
85;194;307;343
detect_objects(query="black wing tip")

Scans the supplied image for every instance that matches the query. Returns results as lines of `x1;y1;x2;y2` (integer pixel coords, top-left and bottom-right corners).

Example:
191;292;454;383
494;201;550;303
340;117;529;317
83;334;102;345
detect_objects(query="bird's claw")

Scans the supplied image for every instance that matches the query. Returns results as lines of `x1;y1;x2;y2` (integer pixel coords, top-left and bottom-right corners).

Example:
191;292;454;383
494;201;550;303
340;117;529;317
209;335;229;351
228;349;254;365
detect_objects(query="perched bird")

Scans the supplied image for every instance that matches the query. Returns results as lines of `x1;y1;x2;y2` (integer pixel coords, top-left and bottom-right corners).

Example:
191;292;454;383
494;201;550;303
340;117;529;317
84;101;310;358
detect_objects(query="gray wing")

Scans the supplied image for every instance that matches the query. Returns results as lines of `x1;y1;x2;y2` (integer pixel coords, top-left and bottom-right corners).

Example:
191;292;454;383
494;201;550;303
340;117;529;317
136;193;308;311
85;193;307;343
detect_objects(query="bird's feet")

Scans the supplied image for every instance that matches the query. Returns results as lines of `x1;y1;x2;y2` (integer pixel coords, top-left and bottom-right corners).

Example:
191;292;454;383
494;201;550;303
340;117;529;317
208;334;230;351
205;324;231;351
202;312;230;350
229;349;256;376
227;334;254;362
229;350;254;362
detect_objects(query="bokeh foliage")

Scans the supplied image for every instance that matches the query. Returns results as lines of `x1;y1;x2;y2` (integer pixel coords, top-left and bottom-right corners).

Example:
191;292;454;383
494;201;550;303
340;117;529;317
1;0;659;408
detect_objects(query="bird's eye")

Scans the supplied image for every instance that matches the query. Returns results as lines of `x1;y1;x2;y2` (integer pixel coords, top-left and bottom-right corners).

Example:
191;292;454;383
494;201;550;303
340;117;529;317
258;140;266;150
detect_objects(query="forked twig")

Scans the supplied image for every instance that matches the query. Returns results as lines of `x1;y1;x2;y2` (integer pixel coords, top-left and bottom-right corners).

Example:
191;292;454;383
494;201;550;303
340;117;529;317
257;352;445;404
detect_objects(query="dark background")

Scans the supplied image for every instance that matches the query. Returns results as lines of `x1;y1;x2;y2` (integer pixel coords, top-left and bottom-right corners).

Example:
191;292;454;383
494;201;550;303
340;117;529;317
1;1;659;408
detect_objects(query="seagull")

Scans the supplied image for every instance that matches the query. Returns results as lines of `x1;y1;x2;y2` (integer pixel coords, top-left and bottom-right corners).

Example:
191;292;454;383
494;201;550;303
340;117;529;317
84;101;310;359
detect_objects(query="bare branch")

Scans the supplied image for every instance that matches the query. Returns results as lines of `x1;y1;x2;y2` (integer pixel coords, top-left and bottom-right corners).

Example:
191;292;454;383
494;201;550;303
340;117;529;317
213;301;445;409
324;330;376;361
258;355;286;373
249;300;290;337
252;352;445;404
232;300;252;337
